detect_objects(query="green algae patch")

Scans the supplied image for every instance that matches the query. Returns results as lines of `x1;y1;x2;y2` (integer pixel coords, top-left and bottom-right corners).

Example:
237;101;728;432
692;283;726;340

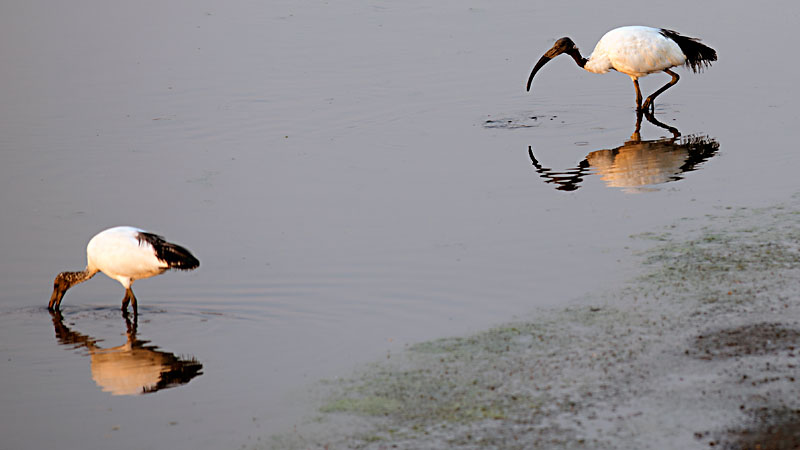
269;304;651;449
319;337;548;426
320;395;404;416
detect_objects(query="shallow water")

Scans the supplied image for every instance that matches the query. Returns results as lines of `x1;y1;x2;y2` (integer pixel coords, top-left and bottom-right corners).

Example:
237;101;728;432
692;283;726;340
1;0;799;448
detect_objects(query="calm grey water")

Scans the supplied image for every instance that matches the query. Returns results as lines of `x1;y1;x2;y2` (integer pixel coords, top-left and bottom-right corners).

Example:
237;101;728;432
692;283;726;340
1;0;799;449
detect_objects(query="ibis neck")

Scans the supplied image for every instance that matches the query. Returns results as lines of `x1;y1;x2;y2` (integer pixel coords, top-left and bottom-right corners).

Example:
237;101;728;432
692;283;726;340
62;269;96;287
567;48;587;68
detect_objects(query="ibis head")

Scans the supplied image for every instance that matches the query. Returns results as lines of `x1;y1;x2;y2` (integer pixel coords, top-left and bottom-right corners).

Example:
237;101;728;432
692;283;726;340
527;37;580;92
49;273;69;310
48;271;89;311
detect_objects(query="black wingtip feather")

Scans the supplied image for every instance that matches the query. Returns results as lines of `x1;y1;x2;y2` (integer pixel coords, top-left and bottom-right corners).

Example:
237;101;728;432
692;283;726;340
660;29;717;73
137;232;200;271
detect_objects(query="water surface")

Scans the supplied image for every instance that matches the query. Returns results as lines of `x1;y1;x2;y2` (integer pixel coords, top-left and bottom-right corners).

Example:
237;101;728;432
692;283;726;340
1;0;799;448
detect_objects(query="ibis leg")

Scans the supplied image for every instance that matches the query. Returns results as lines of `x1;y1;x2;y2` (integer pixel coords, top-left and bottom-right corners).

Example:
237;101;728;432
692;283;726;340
633;79;643;110
130;289;138;316
121;288;138;315
643;69;680;112
631;109;644;141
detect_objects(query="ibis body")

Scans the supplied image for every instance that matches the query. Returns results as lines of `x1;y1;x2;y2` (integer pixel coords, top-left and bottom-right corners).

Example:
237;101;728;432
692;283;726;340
526;26;717;110
48;226;199;315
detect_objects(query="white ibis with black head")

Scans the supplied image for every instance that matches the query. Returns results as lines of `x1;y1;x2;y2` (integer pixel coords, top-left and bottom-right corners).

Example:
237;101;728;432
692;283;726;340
526;26;717;111
48;226;199;315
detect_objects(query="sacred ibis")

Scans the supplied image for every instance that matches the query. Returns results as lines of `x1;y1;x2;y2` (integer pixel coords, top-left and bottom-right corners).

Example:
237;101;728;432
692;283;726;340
48;226;199;315
526;26;717;111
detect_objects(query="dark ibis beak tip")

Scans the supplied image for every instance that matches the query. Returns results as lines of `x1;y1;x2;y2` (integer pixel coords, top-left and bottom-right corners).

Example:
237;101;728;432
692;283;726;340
526;54;552;93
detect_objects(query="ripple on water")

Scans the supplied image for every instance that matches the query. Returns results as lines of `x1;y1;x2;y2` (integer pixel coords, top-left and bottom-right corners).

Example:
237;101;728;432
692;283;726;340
483;114;560;129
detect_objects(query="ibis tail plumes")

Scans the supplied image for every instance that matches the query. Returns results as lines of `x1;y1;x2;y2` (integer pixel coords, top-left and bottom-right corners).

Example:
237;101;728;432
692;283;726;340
526;26;717;111
48;226;199;316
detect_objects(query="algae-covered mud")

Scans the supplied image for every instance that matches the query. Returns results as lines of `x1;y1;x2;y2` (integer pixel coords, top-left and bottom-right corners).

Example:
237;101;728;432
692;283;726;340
267;197;800;449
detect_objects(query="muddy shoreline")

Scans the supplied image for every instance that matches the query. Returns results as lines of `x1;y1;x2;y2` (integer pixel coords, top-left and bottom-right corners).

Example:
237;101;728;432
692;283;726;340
266;198;800;449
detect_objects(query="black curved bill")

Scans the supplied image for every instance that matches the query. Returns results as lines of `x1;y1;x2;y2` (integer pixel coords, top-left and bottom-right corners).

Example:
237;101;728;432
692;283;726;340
48;287;65;310
526;55;553;92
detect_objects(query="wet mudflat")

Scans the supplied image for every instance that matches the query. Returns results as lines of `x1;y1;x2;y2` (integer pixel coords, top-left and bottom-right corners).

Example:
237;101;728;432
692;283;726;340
274;200;800;449
1;0;799;449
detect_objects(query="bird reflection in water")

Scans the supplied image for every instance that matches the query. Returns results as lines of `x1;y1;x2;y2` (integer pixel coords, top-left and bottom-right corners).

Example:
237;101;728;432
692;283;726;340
528;111;718;192
49;311;203;396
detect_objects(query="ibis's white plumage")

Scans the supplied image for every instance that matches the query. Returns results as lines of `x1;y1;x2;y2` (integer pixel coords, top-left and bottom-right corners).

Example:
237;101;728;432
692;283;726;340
87;226;170;289
584;26;686;78
49;226;199;315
